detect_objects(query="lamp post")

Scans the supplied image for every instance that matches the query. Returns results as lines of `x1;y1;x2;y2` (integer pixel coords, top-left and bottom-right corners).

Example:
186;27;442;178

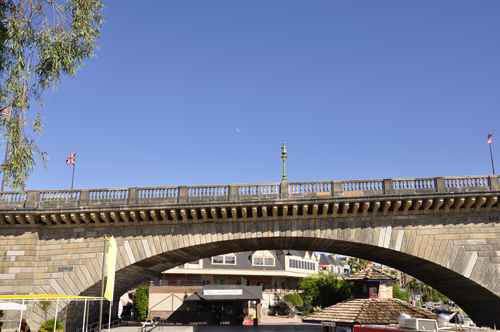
279;140;289;182
98;234;110;332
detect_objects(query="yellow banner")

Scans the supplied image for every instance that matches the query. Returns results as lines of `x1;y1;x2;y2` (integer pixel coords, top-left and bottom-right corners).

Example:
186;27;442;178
104;236;117;302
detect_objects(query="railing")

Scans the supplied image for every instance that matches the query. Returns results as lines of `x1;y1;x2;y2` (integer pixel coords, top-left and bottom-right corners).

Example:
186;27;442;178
1;175;498;207
76;318;121;332
341;180;383;191
139;187;178;198
189;185;228;196
0;191;27;201
89;189;128;199
290;182;331;194
393;178;435;190
445;176;489;188
238;184;279;195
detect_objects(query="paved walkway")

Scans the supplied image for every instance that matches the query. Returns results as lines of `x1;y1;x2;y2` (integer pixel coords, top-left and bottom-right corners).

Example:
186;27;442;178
113;316;323;332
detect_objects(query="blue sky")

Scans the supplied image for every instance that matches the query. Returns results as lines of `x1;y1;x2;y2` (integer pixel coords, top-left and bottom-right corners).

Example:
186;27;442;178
21;1;500;191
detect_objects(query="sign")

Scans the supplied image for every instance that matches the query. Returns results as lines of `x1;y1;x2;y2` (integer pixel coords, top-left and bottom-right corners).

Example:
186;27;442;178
203;289;243;295
322;322;336;326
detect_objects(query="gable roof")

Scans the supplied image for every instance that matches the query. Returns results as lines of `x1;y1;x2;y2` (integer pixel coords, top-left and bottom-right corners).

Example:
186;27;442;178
345;267;398;281
304;298;435;324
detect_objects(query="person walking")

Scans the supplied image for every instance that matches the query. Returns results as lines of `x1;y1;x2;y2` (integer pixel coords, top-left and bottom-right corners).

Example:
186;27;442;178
20;319;30;332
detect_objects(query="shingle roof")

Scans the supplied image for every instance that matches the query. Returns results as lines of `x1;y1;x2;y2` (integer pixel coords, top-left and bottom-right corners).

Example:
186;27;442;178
304;298;436;324
345;267;398;281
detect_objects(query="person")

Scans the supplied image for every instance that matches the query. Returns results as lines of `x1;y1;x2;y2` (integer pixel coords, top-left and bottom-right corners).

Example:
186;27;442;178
0;321;3;332
20;319;30;332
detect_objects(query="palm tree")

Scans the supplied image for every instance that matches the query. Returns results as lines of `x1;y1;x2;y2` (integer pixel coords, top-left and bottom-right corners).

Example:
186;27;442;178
348;257;357;273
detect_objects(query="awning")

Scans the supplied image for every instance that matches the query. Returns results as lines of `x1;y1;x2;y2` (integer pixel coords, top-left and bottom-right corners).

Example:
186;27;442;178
0;301;27;310
0;295;102;301
184;285;262;302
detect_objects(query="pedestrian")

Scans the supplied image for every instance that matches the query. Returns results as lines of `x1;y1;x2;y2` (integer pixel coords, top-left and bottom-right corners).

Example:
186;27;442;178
20;319;30;332
0;321;3;332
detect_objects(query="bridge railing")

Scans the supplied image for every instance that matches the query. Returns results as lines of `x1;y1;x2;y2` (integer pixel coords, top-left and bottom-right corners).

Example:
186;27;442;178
2;175;498;208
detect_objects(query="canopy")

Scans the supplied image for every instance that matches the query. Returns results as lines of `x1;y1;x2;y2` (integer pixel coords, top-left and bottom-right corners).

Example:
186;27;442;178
0;295;102;301
0;301;27;310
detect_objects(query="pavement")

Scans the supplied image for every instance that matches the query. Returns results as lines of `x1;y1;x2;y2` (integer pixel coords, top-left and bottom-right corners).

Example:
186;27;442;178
113;316;323;332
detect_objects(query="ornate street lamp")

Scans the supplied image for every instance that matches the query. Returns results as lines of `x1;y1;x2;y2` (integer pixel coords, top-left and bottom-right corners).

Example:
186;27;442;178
279;140;289;182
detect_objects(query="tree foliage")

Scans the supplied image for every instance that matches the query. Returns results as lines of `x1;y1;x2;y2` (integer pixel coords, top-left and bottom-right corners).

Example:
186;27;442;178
393;282;410;302
133;285;149;321
0;0;104;191
299;274;353;308
285;293;303;306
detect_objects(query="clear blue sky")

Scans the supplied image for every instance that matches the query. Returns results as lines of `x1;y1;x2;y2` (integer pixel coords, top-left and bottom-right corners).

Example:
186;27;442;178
22;1;500;191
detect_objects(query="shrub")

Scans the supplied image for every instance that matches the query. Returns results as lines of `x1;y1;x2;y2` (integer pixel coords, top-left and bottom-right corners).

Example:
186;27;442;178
301;311;310;316
133;285;149;321
40;318;64;332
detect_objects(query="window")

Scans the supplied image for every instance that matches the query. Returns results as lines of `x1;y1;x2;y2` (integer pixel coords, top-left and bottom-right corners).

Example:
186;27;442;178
212;304;221;314
370;285;379;296
265;258;275;266
177;264;185;268
198;304;209;315
224;303;233;315
212;255;236;265
189;260;199;265
254;257;264;265
212;256;224;264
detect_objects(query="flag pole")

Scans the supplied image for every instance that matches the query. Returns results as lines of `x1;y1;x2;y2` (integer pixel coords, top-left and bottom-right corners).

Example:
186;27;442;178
1;106;12;192
71;147;76;189
1;139;10;192
489;132;495;175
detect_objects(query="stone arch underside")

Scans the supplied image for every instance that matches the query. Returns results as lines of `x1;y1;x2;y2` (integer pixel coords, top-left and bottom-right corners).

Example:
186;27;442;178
4;210;500;329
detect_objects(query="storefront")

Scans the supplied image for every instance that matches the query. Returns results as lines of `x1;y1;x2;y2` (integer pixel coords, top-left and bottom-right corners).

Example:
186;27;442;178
160;284;262;325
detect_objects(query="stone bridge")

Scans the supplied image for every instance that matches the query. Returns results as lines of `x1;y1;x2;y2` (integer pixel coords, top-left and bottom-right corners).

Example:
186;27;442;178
1;175;500;328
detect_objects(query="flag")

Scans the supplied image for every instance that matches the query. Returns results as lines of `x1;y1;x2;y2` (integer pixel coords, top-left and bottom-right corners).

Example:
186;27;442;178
0;107;11;116
104;236;117;302
488;133;494;144
66;151;76;165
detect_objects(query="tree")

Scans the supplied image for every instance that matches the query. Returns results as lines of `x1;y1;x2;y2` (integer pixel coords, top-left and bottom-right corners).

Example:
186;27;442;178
0;0;104;191
298;274;353;308
347;257;357;273
133;285;149;321
357;259;369;271
392;283;410;303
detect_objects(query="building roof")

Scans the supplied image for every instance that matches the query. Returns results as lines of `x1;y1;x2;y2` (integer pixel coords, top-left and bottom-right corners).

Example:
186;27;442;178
184;285;262;302
345;267;398;281
304;298;436;324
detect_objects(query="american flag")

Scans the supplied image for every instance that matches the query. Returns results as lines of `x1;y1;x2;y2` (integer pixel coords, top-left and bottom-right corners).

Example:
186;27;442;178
0;107;11;116
66;151;76;165
488;133;494;144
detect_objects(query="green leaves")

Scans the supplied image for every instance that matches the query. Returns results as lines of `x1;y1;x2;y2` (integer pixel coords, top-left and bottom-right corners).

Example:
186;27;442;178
299;274;353;308
0;0;104;191
133;285;149;321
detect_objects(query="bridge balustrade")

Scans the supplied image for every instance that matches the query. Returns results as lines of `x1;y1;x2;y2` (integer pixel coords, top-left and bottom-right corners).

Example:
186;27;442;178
341;179;383;192
1;175;498;208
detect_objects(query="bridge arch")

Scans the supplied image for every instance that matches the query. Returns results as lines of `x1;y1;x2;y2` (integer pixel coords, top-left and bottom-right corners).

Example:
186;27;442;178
1;175;499;329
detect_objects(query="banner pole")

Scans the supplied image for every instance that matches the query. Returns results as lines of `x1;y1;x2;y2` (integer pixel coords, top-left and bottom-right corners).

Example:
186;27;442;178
490;142;496;175
71;147;76;189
